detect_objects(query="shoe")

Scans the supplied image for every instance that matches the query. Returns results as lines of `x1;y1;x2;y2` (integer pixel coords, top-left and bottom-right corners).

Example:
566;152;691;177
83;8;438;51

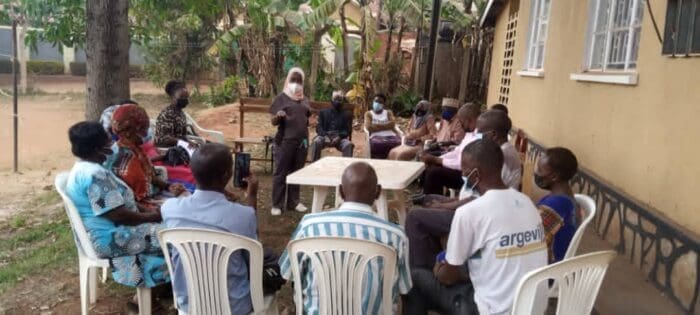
294;203;308;213
271;208;282;216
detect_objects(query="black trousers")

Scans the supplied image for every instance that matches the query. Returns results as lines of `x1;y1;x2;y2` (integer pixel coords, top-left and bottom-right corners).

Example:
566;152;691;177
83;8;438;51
405;205;457;269
402;268;478;315
423;165;464;195
272;139;307;210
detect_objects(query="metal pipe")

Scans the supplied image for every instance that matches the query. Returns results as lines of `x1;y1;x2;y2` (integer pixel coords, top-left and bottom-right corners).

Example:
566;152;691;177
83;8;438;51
423;0;441;100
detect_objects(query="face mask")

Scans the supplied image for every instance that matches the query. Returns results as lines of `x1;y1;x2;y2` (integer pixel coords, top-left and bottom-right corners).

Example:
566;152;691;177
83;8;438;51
415;109;427;116
461;169;480;198
289;83;302;94
332;100;343;110
534;173;551;190
373;101;383;112
142;127;154;144
442;109;456;121
175;97;189;108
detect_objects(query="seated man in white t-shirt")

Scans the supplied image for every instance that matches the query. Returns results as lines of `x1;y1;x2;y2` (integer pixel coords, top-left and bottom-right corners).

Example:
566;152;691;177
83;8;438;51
406;110;523;269
402;139;547;315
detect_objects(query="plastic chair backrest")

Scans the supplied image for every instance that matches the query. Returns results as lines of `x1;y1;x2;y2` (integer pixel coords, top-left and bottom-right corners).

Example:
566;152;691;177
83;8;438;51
287;237;397;315
158;228;265;315
511;250;615;315
564;194;597;260
55;172;100;259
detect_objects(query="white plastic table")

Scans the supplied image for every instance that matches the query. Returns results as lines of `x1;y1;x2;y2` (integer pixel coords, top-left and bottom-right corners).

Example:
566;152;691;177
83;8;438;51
286;156;425;225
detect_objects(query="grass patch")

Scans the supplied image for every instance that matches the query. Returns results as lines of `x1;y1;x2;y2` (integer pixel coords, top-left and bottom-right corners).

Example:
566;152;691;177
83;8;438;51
26;190;61;210
0;216;75;293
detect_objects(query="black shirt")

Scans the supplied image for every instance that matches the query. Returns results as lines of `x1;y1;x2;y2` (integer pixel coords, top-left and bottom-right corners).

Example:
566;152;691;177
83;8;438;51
317;107;352;139
269;93;311;142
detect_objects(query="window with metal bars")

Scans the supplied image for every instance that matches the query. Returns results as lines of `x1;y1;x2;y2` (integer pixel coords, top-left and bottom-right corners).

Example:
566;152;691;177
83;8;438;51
662;0;700;55
585;0;644;71
524;0;552;70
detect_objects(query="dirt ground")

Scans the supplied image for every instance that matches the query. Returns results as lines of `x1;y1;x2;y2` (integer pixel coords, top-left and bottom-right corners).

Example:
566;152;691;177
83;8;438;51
0;81;371;314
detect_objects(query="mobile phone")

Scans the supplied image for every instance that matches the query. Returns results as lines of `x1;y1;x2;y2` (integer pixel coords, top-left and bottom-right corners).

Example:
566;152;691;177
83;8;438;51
234;152;251;188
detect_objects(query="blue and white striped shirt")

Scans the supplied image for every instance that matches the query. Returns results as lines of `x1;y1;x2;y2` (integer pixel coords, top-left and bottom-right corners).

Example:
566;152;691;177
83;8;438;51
279;202;412;315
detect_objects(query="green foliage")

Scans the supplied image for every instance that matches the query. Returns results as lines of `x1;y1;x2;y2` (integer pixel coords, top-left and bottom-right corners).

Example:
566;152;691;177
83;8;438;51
391;89;421;117
68;61;85;76
0;60;19;74
26;60;64;75
205;75;240;107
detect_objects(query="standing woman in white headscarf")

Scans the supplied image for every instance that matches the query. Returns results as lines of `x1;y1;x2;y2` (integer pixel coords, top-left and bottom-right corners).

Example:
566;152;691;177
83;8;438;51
269;67;311;216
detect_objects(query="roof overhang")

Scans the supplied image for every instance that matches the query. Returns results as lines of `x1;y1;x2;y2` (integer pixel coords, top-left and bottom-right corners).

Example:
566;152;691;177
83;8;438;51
480;0;507;28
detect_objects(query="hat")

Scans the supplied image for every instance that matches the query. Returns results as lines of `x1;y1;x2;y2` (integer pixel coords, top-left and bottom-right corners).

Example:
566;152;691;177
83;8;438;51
442;98;459;108
332;90;344;99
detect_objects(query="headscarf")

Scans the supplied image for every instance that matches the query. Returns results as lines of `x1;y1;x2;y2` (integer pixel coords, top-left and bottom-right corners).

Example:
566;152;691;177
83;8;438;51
412;100;431;130
283;67;305;101
111;104;154;201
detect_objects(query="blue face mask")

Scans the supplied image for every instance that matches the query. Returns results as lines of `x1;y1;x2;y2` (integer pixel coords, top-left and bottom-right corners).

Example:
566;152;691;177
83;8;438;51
373;101;384;112
442;109;456;121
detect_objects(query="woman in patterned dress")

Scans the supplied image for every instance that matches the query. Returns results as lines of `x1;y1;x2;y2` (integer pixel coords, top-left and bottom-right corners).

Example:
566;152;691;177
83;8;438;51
65;121;170;291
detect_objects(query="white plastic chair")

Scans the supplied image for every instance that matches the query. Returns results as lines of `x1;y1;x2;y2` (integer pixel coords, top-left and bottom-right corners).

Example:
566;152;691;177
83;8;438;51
511;250;616;315
363;125;405;158
548;194;598;298
185;112;225;144
157;228;279;315
566;194;597;259
287;237;397;315
55;173;152;315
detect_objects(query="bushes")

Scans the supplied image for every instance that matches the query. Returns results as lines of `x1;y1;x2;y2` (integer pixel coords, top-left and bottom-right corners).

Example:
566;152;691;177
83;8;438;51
0;60;18;74
70;62;145;78
27;61;65;75
204;75;240;107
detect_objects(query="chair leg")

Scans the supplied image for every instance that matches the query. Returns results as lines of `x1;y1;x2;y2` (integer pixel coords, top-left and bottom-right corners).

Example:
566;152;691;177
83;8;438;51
79;261;90;315
136;287;151;315
88;267;98;304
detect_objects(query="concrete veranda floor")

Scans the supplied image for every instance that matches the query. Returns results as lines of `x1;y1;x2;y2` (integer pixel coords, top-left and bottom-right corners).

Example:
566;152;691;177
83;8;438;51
579;231;684;315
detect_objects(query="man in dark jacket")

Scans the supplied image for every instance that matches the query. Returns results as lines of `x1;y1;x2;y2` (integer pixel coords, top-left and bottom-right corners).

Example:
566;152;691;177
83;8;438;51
311;91;354;161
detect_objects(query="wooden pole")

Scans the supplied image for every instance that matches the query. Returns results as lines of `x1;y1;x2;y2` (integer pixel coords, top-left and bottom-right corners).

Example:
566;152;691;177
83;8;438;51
423;0;441;100
12;20;19;173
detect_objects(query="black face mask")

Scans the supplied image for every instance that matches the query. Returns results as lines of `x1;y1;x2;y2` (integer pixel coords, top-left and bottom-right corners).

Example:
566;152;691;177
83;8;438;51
332;100;343;110
415;109;427;116
534;174;551;190
175;97;189;108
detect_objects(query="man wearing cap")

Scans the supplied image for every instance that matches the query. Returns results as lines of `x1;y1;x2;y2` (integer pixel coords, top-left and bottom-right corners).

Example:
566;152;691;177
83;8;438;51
426;98;467;156
311;91;355;161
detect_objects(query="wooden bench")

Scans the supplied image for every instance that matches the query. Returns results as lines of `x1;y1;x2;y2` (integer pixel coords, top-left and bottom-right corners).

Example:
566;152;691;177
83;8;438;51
234;97;356;167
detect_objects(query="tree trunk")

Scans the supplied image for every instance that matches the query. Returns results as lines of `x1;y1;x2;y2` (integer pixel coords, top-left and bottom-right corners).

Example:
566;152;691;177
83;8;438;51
383;14;394;63
410;25;422;91
396;17;405;54
85;0;130;120
339;0;351;77
309;30;324;101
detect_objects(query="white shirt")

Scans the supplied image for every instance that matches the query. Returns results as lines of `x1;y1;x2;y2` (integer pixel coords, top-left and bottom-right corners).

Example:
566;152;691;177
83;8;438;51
369;110;397;138
500;142;522;189
446;189;547;315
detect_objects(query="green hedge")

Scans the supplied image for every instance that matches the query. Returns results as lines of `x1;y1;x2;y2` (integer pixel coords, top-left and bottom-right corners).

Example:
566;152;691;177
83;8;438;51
0;60;19;74
27;61;64;75
0;60;65;75
70;62;144;78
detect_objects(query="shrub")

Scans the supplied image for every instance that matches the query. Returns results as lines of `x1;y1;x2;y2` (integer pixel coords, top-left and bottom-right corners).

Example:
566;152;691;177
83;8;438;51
128;65;145;78
392;90;422;117
0;60;18;74
205;75;240;107
26;60;65;75
69;62;86;76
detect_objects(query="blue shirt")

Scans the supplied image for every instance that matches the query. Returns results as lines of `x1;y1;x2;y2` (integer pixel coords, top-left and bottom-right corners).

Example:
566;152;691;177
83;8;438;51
65;161;139;252
278;202;412;315
538;194;578;262
161;190;257;315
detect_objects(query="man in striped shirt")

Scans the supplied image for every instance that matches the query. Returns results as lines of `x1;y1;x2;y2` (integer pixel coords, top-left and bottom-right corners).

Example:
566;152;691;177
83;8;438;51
279;162;412;314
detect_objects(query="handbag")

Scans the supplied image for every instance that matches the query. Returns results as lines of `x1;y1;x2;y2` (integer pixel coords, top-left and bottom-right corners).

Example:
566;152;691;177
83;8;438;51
165;146;190;166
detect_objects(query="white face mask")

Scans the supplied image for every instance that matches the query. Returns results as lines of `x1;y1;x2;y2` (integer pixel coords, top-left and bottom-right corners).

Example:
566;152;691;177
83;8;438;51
288;83;302;94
